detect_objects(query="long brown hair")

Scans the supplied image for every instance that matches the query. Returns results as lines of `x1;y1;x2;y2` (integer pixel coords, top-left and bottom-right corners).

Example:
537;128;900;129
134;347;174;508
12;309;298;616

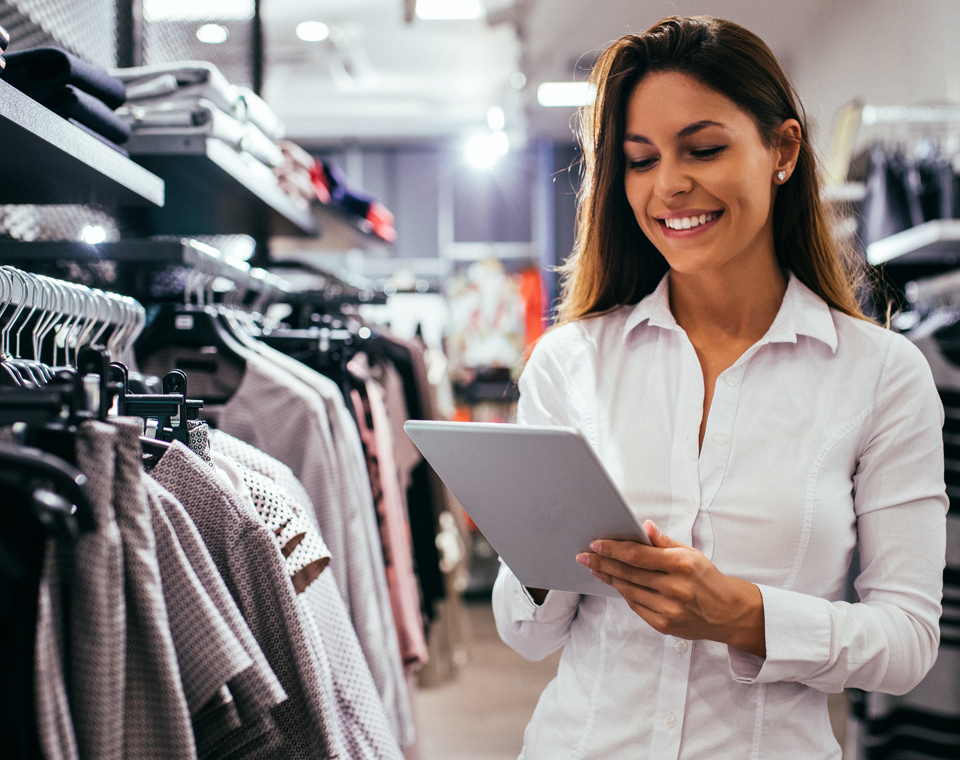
556;15;869;324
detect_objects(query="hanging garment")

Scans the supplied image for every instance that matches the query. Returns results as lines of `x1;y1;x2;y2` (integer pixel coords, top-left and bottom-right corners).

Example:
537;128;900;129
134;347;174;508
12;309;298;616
147;440;339;760
857;143;916;249
348;355;429;673
209;442;404;760
143;479;258;757
382;338;447;626
202;348;414;747
0;456;49;760
62;421;126;760
145;476;288;760
109;418;197;759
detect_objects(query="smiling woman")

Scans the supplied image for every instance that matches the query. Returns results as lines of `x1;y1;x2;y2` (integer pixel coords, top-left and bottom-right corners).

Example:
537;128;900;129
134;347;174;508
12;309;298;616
556;15;865;327
492;14;948;760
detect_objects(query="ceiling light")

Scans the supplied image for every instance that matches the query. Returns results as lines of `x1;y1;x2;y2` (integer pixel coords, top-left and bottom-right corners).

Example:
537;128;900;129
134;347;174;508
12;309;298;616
143;0;253;22
465;130;509;169
487;106;505;131
537;81;596;107
296;21;330;41
196;23;229;44
416;0;484;21
80;225;107;245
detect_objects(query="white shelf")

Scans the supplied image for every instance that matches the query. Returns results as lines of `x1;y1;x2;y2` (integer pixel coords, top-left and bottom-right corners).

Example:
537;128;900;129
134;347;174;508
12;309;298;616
866;219;960;266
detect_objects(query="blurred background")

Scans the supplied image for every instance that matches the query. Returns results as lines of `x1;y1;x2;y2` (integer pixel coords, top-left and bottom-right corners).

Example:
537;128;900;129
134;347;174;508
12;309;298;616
1;1;959;759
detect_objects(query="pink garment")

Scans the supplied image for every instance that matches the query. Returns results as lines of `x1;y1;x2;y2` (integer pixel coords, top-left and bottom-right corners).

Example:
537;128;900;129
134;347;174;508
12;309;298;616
350;381;429;673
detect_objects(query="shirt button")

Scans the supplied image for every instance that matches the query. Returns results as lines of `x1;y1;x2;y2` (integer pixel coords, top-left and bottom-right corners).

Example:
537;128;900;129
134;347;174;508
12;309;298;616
711;432;727;446
685;499;696;514
675;640;689;656
664;711;678;729
724;375;739;388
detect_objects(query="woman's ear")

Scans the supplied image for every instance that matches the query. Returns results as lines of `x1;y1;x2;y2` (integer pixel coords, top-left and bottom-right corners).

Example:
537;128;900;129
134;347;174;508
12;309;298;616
774;119;802;183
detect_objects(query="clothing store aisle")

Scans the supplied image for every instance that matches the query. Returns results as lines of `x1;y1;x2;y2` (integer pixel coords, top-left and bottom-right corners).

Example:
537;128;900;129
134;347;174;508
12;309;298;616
415;600;561;760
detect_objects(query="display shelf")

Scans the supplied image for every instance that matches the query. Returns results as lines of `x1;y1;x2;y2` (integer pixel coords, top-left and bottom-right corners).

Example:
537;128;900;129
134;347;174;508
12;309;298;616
123;133;318;237
0;79;164;207
821;182;867;203
866;219;960;266
311;202;390;251
0;238;291;299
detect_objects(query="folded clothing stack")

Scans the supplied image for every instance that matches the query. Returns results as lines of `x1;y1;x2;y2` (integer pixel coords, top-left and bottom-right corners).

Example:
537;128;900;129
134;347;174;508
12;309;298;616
112;61;285;170
2;47;131;153
274;140;318;211
314;158;397;242
0;25;9;71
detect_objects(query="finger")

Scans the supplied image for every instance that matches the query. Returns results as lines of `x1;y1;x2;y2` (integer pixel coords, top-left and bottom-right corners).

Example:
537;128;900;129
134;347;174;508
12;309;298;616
585;555;671;592
643;520;685;549
589;539;671;571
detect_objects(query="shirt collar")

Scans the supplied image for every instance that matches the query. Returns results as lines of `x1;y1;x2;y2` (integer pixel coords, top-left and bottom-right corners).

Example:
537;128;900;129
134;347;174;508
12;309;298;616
622;271;838;353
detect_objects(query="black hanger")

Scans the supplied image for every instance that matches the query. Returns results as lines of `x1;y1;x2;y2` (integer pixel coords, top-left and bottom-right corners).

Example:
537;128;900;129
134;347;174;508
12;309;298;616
134;304;250;403
0;440;95;536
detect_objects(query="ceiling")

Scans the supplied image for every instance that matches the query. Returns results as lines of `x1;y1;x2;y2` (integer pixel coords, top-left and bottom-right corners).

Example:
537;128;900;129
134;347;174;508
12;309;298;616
260;0;837;147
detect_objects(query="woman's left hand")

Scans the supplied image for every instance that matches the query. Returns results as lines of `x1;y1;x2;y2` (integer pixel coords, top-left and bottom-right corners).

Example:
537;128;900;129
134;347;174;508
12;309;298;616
577;520;767;657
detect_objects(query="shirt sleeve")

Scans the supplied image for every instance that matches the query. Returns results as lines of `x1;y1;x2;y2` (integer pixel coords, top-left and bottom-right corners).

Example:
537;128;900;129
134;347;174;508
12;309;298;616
491;331;585;661
729;335;948;695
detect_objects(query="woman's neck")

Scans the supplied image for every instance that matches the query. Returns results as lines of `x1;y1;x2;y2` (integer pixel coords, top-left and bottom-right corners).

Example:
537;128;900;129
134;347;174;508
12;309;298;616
668;253;788;346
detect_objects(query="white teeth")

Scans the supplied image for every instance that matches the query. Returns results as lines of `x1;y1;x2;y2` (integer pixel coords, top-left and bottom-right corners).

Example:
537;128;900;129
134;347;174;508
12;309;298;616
664;211;718;230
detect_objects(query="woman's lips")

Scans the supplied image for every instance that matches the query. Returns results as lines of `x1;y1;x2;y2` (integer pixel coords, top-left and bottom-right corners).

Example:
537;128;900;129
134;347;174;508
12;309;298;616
658;210;723;238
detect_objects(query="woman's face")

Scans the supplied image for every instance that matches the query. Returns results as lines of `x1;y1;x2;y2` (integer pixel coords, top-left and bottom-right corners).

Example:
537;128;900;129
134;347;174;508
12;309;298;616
622;71;792;277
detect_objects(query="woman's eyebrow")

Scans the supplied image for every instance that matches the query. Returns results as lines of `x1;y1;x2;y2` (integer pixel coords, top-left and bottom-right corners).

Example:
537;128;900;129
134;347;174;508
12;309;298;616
624;120;729;144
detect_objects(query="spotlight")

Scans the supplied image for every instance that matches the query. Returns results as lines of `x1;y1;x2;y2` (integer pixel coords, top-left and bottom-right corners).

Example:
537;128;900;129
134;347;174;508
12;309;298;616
80;225;107;245
296;21;330;41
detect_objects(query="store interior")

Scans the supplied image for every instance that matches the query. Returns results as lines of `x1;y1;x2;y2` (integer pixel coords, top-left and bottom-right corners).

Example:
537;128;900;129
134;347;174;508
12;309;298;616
1;0;958;758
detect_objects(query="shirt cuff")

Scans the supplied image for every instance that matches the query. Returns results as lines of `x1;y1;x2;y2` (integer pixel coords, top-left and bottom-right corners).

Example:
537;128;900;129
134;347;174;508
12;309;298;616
729;584;832;685
502;560;581;623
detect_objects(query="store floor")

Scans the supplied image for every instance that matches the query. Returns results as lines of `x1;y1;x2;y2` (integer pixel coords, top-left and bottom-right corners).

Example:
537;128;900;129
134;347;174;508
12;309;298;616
413;600;850;760
414;600;560;760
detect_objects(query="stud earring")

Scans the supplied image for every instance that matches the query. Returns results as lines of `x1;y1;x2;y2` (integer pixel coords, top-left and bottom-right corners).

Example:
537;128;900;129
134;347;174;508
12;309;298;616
777;171;786;182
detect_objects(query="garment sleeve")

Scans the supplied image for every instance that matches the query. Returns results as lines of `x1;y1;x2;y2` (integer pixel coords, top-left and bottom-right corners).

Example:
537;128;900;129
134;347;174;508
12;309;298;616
491;333;584;661
729;336;948;694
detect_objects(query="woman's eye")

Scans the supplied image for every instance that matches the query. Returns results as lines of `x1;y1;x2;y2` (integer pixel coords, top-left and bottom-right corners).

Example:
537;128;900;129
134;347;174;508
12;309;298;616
691;146;727;159
628;157;656;171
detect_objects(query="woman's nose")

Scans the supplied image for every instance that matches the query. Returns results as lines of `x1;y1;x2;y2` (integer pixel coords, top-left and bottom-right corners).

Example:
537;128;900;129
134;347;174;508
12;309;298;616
654;157;694;199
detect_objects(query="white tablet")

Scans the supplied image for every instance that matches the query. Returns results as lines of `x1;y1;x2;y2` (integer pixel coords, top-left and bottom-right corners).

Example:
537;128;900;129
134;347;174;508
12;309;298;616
403;420;650;597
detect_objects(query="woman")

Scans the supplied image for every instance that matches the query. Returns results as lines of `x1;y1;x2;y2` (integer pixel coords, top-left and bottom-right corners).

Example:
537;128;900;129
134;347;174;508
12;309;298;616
492;15;947;760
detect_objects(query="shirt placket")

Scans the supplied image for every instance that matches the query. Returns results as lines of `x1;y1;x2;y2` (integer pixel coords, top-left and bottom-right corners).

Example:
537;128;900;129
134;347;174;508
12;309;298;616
648;333;702;760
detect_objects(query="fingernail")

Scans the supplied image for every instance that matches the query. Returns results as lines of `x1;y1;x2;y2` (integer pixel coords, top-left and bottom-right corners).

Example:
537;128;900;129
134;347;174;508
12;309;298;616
590;541;601;553
576;553;589;566
591;570;602;579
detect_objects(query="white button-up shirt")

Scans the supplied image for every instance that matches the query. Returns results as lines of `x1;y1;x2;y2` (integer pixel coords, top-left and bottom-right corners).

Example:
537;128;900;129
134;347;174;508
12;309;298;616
492;273;948;760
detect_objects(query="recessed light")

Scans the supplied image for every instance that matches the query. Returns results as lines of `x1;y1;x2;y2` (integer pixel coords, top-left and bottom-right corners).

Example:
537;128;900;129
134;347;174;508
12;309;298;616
536;82;596;107
144;0;253;22
296;20;330;41
416;0;483;21
196;23;229;44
